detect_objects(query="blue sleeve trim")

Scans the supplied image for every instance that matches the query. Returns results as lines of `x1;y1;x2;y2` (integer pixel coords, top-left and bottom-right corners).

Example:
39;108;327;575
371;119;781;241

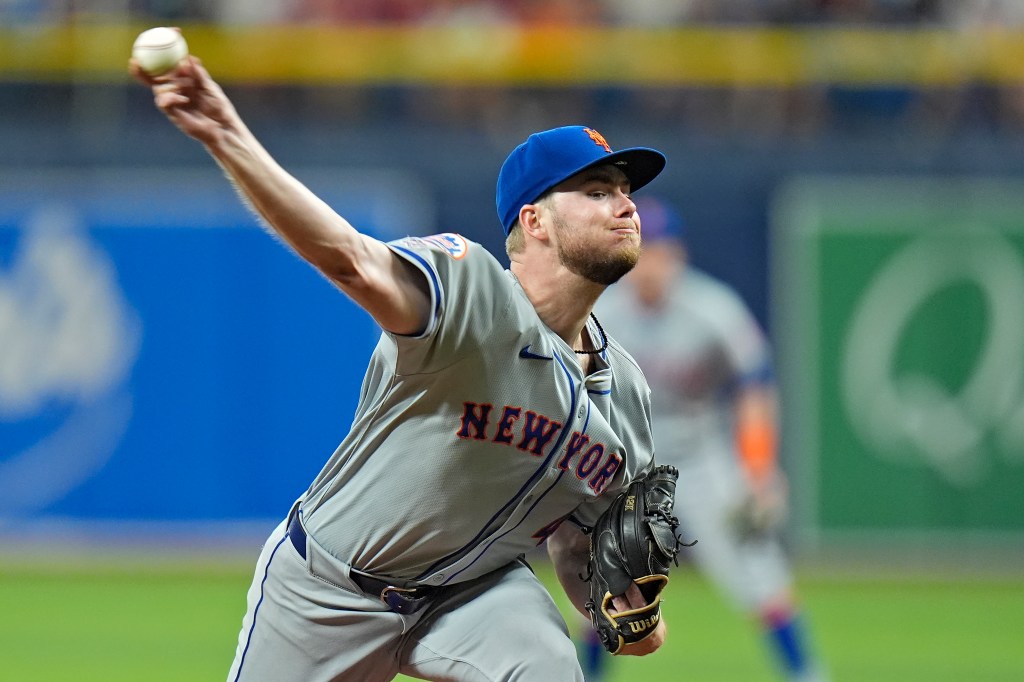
388;244;443;338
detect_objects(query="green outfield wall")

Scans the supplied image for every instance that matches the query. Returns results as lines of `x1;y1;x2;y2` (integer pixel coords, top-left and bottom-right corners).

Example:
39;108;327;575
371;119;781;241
772;177;1024;549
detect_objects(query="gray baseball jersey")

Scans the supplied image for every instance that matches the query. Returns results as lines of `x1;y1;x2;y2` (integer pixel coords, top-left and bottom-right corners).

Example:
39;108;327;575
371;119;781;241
596;267;791;609
228;233;658;681
299;233;656;585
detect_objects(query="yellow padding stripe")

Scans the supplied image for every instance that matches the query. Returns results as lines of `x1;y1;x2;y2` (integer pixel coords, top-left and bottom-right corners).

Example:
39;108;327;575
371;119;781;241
2;24;1024;86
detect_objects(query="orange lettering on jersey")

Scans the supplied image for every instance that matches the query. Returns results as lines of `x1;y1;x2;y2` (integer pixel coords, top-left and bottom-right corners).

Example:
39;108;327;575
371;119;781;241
584;128;612;153
456;403;621;496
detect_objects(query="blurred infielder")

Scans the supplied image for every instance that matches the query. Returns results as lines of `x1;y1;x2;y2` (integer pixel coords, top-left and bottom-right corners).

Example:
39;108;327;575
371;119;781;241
133;50;674;681
594;195;829;682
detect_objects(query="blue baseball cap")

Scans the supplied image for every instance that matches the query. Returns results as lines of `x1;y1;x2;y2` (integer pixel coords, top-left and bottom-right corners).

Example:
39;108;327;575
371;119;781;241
496;126;667;235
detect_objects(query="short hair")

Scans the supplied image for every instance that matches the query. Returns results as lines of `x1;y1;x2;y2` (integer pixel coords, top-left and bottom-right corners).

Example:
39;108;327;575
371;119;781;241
504;192;552;257
505;223;524;257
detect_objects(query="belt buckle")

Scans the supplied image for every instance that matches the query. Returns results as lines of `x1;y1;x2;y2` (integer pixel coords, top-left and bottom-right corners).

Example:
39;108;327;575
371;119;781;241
380;585;424;615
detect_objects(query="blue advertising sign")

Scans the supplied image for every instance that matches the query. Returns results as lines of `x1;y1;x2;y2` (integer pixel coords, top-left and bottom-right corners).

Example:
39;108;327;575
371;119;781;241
0;168;435;532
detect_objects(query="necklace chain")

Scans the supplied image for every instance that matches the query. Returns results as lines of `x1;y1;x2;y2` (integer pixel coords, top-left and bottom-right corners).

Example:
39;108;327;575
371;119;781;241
574;313;608;355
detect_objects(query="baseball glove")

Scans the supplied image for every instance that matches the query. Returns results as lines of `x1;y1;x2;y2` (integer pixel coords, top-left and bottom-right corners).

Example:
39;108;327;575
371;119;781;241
584;464;688;655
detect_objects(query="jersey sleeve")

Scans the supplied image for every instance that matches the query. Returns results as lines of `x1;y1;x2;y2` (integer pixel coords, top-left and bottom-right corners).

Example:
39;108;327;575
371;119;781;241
385;233;515;375
569;457;656;530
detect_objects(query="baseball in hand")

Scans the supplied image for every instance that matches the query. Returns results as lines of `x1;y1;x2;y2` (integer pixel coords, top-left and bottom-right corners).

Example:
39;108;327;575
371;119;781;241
132;27;188;76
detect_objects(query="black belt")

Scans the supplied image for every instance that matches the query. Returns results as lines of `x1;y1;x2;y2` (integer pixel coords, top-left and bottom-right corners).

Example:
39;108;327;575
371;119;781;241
287;509;308;560
287;510;436;615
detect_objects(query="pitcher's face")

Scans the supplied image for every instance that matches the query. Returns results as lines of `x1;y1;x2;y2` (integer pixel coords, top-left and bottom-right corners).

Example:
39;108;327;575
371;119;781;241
545;165;640;285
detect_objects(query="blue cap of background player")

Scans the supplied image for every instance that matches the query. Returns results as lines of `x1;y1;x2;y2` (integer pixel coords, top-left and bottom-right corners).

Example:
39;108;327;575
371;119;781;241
496;126;666;236
634;194;685;244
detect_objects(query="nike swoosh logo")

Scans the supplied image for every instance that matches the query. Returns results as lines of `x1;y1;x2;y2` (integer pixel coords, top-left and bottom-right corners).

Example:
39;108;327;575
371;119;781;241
519;345;553;361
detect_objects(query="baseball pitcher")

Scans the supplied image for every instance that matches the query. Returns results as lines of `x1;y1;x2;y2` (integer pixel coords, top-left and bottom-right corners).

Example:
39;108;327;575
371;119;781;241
132;48;682;682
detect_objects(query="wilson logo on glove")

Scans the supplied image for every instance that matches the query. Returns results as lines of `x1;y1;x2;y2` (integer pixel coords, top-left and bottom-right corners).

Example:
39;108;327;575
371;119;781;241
628;612;660;633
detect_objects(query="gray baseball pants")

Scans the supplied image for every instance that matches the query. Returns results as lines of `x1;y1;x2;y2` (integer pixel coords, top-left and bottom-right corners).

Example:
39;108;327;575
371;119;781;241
226;516;584;681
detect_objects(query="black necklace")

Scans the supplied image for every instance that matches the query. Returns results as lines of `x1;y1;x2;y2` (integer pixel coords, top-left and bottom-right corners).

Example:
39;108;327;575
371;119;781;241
575;313;608;355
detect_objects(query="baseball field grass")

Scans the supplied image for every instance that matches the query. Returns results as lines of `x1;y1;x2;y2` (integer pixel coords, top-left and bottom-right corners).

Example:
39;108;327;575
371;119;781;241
1;552;1021;681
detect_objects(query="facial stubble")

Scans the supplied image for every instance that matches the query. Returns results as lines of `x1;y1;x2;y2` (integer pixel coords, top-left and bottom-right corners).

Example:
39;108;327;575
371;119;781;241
552;212;641;286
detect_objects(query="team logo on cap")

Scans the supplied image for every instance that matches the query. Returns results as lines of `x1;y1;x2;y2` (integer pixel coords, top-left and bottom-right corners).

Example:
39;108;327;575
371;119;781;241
584;128;612;153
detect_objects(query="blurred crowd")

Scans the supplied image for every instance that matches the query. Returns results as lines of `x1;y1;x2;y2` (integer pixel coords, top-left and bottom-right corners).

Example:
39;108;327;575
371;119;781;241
3;0;1023;139
3;0;1024;26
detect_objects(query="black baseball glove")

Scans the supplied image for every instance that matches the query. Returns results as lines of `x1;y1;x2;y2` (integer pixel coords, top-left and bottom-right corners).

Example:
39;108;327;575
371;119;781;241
584;464;688;654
